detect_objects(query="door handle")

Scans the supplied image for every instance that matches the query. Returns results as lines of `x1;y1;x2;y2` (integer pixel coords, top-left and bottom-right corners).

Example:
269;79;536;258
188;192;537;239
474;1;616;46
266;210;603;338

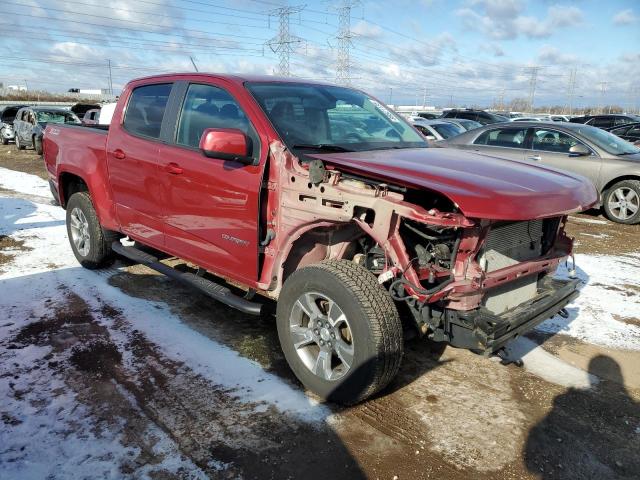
113;149;126;159
165;162;183;175
527;155;541;161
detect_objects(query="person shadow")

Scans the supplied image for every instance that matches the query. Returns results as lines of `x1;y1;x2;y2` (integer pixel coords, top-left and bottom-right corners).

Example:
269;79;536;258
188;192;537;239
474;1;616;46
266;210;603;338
524;355;640;479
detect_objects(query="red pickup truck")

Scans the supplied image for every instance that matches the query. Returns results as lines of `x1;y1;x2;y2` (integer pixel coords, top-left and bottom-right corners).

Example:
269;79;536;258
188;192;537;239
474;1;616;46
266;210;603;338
43;73;597;404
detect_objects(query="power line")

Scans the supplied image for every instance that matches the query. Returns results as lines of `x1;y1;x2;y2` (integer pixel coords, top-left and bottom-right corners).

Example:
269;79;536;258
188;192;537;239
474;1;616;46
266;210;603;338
524;66;541;111
266;5;306;77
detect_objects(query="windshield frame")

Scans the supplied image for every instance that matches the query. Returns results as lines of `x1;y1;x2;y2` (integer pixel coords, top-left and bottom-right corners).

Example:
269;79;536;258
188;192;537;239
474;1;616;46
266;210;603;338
574;124;640;156
244;81;428;153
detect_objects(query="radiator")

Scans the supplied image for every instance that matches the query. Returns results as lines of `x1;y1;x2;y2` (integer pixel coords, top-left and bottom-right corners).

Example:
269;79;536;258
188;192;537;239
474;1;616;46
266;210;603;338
479;219;545;314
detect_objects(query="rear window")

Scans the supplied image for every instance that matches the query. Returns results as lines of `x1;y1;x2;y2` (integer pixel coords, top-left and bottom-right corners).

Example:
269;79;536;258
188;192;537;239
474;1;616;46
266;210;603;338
124;83;172;139
474;127;528;148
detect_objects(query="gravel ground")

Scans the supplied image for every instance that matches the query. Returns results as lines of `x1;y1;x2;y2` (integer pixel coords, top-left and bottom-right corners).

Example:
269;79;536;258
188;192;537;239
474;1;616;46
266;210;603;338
1;144;639;479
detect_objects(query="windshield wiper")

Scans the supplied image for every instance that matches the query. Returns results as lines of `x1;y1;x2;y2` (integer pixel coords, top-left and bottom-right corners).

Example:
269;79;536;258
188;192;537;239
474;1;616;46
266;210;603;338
291;144;354;153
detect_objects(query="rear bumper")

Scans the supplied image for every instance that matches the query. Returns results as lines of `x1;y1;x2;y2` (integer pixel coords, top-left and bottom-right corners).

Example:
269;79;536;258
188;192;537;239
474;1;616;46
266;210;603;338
441;276;579;354
1;126;14;139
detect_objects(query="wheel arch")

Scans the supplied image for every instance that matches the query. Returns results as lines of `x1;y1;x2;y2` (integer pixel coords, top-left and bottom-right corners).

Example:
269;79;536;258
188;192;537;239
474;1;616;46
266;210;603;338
58;171;90;209
601;175;640;194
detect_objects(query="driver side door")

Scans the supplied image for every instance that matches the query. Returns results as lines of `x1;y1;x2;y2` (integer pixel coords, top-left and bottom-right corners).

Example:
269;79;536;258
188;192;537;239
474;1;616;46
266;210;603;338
528;128;602;188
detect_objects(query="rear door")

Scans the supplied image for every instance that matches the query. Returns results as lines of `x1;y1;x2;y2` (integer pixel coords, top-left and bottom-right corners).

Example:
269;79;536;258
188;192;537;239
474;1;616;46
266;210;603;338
528;127;602;187
106;82;173;248
467;125;529;161
157;80;266;283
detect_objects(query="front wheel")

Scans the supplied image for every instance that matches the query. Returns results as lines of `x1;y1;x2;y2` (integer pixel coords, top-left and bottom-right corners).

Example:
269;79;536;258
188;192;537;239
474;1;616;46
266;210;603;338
603;180;640;224
15;135;25;150
66;192;116;269
276;260;403;405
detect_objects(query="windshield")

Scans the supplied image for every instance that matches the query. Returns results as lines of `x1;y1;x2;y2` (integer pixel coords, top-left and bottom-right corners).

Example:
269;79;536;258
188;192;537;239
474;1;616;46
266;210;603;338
246;82;427;152
458;119;482;130
431;122;464;138
36;111;80;124
575;124;640;155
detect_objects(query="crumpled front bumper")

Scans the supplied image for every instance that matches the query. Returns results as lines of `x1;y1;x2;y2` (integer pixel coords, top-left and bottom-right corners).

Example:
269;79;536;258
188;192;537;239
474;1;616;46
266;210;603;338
440;276;580;354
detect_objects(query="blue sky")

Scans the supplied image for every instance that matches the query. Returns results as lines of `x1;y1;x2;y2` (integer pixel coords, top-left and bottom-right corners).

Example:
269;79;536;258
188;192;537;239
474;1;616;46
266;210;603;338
0;0;638;109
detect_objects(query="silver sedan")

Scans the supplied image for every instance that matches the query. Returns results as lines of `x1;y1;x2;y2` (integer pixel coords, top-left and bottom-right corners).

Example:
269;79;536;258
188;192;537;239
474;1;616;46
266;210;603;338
440;121;640;224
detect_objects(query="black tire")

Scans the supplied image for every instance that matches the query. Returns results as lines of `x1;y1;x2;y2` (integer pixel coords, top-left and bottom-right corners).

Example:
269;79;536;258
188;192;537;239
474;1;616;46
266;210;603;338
1;134;8;145
66;192;116;269
602;180;640;225
276;259;403;405
34;136;43;155
15;135;25;150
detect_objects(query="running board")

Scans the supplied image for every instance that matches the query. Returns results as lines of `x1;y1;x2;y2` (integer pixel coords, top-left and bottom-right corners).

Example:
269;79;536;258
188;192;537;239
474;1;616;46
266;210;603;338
111;241;262;316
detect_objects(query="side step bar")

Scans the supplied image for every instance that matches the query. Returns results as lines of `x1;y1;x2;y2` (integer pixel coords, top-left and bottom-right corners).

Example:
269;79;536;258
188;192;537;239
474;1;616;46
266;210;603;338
111;241;262;316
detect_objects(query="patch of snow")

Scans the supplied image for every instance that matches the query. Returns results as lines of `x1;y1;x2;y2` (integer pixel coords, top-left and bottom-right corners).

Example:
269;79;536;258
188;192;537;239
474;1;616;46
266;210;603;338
579;232;611;239
0;166;50;198
504;337;598;389
537;254;640;351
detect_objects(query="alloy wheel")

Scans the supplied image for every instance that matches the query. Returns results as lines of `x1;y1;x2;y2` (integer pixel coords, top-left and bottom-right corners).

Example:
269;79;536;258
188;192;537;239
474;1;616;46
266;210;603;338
69;207;91;256
608;187;639;221
289;292;355;381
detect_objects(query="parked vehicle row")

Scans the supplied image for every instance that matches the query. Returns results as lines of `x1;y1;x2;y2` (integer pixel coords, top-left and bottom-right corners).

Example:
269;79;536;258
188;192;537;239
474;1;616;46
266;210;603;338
0;102;106;153
13;106;81;154
42;73;597;404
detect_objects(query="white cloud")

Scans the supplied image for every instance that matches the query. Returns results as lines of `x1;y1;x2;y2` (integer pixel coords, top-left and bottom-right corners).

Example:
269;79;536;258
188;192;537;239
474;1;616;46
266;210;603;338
352;20;383;39
536;45;578;65
612;9;638;25
456;1;584;40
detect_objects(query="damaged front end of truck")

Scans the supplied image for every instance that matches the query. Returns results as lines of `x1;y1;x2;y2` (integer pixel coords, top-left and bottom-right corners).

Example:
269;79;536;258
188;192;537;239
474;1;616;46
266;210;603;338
260;142;595;354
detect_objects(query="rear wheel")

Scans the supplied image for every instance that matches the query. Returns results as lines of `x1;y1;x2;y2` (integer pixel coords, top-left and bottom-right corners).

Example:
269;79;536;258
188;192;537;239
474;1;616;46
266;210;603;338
276;260;403;405
603;180;640;224
66;192;116;269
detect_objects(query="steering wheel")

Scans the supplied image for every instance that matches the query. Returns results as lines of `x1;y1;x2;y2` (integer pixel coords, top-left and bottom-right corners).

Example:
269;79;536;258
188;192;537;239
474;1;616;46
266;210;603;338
345;132;365;142
385;128;401;140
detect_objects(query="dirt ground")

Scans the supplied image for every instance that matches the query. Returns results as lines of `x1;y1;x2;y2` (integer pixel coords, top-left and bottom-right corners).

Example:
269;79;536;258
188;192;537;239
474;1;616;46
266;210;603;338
1;144;639;479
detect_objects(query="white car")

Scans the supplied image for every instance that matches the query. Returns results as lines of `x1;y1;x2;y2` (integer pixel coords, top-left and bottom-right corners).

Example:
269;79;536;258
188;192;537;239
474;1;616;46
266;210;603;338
410;118;465;141
98;102;117;125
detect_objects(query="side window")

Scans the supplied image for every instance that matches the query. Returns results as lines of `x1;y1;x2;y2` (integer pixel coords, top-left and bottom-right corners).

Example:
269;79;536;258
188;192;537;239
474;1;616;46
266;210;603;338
590;117;612;128
474;127;528;148
532;129;583;153
459;112;478;121
124;83;172;139
610;126;629;136
177;83;250;148
627;126;640;138
614;117;631;126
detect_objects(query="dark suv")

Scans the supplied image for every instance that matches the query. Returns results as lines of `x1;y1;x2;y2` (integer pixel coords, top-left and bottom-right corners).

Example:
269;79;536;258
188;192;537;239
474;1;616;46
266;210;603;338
441;109;508;125
570;114;640;129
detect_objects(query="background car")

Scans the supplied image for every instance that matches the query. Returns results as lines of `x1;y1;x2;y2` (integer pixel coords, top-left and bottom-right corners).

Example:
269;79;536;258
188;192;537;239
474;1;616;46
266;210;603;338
440;121;640;224
81;108;101;125
441;108;509;125
439;118;483;131
569;114;640;129
513;116;551;122
607;122;640;144
14;107;80;154
0;105;28;145
550;115;570;122
410;118;465;142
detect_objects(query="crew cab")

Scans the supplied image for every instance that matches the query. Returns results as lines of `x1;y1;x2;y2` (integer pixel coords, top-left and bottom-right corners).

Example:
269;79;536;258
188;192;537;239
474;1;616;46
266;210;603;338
43;74;597;404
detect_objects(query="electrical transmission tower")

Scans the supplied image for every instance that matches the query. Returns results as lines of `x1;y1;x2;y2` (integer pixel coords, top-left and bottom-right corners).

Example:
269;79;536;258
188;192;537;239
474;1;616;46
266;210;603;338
598;81;609;114
566;66;577;115
524;66;540;112
333;0;360;85
266;5;305;77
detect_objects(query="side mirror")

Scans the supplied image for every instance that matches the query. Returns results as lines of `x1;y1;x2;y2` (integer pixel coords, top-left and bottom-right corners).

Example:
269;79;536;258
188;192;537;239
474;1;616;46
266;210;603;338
568;144;590;156
199;128;255;165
